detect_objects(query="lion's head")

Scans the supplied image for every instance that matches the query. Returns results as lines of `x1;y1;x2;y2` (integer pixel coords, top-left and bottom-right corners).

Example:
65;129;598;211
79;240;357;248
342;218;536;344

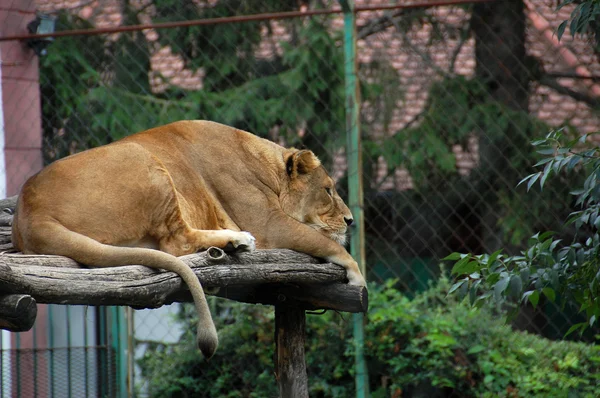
281;149;353;245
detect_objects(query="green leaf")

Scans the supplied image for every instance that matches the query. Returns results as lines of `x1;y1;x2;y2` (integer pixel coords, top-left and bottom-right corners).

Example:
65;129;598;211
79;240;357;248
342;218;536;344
487;249;502;266
536;147;557;155
527;173;541;192
451;255;475;275
442;252;463;261
467;345;486;355
556;0;575;12
534;157;553;167
494;276;510;301
540;161;553;190
570;10;582;37
565;322;585;338
509;275;523;298
448;280;466;295
542;287;556;302
556;20;568;41
528;290;540;308
487;272;501;286
469;286;477;306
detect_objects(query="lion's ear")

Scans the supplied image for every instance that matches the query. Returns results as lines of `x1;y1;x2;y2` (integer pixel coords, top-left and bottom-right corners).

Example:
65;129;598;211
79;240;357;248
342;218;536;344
286;150;321;178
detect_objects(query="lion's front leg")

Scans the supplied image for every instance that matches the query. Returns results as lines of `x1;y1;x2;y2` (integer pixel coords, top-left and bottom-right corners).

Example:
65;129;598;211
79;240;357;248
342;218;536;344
160;228;256;256
262;213;366;286
327;251;366;286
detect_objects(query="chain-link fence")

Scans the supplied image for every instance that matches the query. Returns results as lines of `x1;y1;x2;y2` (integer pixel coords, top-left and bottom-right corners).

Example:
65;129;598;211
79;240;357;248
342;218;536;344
1;305;119;398
2;0;600;396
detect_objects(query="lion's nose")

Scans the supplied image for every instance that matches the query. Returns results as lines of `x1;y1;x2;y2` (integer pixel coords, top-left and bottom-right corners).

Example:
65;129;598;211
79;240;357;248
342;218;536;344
344;217;354;226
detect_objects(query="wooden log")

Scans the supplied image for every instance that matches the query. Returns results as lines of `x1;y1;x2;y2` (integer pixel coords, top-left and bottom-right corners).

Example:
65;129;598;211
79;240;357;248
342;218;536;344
0;196;17;227
0;294;37;332
0;249;368;313
213;283;368;313
275;305;308;398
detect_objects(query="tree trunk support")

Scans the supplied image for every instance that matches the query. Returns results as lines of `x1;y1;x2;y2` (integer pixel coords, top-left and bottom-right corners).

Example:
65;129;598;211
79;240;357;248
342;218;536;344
275;305;308;398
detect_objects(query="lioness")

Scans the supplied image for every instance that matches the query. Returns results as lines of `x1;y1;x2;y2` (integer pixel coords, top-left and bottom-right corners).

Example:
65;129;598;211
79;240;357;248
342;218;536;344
12;120;365;358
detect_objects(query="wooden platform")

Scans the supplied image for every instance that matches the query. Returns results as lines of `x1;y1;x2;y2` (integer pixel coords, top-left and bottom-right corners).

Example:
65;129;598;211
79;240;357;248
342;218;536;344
0;196;368;398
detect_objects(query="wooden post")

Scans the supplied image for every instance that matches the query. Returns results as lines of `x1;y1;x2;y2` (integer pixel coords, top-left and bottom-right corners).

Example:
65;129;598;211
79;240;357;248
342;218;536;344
275;305;308;398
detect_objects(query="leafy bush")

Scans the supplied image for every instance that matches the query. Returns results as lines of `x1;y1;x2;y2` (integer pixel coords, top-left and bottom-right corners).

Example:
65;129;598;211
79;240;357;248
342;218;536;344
137;277;600;397
447;130;600;337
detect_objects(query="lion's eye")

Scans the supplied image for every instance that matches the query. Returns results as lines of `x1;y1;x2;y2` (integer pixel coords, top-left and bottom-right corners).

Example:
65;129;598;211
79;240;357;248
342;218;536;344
325;187;332;196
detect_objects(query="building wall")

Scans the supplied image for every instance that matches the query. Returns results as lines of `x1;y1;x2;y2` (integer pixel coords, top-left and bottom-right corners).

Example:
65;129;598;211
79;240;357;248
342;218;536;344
1;1;46;397
1;0;43;196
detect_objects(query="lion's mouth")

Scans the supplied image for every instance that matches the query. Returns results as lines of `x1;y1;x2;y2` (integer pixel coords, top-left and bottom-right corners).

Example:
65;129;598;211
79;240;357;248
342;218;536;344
329;232;347;245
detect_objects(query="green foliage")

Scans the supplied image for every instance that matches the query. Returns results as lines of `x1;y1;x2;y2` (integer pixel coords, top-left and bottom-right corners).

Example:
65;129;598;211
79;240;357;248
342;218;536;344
556;0;600;42
152;1;295;90
137;299;353;397
367;76;547;191
138;279;600;397
39;11;109;162
40;3;349;169
447;129;600;335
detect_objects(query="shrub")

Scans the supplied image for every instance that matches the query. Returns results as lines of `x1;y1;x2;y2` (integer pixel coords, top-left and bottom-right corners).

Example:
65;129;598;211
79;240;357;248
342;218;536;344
137;277;600;397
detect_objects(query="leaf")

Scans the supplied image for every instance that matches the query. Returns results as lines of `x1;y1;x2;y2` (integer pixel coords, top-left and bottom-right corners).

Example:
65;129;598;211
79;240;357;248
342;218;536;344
517;173;536;188
556;20;568;41
565;322;585;338
448;280;466;295
538;231;555;241
451;255;476;275
534;157;554;167
556;0;575;11
469;286;477;306
487;272;501;286
536;148;557;155
487;249;502;266
442;252;463;261
570;8;581;36
528;290;540;308
540;161;553;190
542;287;556;302
509;275;523;298
494;276;510;301
527;173;541;192
467;345;486;354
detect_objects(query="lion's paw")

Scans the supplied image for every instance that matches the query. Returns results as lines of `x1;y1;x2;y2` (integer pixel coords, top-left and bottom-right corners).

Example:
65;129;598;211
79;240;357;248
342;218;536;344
224;231;256;252
347;271;366;287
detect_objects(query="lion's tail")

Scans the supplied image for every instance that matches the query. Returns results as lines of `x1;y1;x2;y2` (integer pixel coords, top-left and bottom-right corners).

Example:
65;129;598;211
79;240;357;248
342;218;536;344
24;221;218;358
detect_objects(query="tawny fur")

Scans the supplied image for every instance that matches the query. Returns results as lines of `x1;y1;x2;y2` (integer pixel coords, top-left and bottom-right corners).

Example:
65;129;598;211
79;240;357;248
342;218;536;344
12;120;365;359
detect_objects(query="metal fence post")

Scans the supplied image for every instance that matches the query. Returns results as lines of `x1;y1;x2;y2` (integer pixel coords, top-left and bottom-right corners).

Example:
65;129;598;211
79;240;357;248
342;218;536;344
340;1;369;397
109;307;128;398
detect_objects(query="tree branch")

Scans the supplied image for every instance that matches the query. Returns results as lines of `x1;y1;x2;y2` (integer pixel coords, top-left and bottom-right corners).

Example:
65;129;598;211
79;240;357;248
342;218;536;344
538;75;600;108
357;10;404;40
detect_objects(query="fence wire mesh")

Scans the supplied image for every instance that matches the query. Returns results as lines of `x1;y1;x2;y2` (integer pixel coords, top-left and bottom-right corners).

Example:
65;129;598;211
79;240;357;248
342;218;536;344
0;346;118;398
2;0;600;396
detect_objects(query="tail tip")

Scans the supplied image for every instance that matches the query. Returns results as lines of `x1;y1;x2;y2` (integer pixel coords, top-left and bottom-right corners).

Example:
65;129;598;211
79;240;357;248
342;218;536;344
197;330;218;360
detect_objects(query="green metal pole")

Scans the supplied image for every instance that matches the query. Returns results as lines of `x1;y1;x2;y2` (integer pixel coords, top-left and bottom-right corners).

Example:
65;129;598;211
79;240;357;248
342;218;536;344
340;1;369;397
49;305;55;398
110;307;128;398
66;306;72;398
